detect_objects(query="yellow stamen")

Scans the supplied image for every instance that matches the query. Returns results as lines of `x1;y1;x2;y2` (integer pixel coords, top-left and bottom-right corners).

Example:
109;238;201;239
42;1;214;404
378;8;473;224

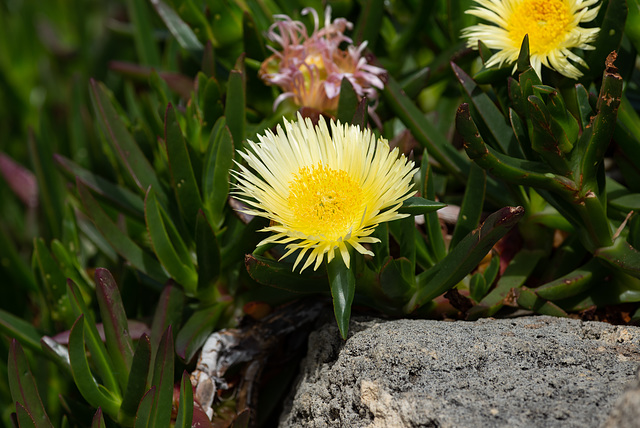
288;163;363;238
507;0;571;54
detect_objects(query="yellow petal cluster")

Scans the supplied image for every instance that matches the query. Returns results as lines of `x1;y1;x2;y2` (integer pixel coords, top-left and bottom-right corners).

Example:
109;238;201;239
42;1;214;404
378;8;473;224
233;114;417;272
463;0;600;79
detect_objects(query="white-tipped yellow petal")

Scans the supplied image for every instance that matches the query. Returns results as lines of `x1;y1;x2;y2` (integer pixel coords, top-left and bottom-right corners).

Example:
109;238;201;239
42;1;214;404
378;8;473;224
233;113;417;273
462;0;601;80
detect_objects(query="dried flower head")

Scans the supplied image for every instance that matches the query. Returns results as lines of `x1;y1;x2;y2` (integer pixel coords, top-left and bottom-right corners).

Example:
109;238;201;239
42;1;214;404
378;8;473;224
259;7;386;113
462;0;601;79
232;114;417;272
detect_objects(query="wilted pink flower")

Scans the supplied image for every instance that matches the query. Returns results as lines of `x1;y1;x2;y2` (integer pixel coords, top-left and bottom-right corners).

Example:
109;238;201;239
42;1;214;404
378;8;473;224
259;7;386;113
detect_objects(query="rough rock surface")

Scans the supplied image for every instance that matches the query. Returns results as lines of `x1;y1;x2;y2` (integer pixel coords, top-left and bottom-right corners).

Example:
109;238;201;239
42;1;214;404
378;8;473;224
279;316;640;428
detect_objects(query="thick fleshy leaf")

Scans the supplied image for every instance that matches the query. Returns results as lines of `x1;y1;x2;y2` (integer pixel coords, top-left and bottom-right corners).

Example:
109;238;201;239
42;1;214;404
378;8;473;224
202;117;233;231
133;387;156;428
174;371;194;428
456;103;575;193
398;196;446;215
582;0;626;80
150;0;204;54
66;280;120;396
336;78;359;125
195;211;221;302
0;312;40;355
467;249;545;320
77;179;167;282
469;273;488;303
68;316;121;417
225;69;246;152
423;163;446;262
199;76;224;132
40;336;71;375
150;326;174;427
175;304;225;363
389;217;416;269
165;103;203;233
326;251;356;340
383;75;469;180
15;402;37;428
119;334;152;425
513;287;568;317
150;281;185;354
244;254;328;294
33;238;73;324
452;61;519;155
28;129;64;238
8;340;54;428
535;258;607;300
450;162;486;249
91;408;106;428
89;80;164;200
95;268;134;391
144;188;197;293
409;206;525;310
124;0;161;66
577;53;622;193
596;239;640;279
378;257;414;302
352;0;384;50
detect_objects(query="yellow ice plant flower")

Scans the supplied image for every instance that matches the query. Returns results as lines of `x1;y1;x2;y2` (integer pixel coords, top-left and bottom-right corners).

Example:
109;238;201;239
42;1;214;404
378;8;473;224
462;0;601;79
232;114;417;272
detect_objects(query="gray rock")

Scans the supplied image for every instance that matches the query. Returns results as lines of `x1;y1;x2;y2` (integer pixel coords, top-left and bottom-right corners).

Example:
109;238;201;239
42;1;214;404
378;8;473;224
279;316;640;428
602;368;640;428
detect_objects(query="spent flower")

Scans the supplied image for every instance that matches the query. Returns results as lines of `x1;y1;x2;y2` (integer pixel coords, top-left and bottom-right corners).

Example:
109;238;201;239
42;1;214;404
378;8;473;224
232;114;417;272
259;7;385;113
462;0;601;79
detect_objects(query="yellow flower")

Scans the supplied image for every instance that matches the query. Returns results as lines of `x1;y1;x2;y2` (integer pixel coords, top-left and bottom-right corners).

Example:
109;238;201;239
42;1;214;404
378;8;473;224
462;0;601;79
232;114;417;272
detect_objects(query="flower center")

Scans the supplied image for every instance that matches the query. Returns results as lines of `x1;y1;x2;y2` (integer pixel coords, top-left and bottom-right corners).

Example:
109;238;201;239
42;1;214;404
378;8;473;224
507;0;571;55
288;163;363;238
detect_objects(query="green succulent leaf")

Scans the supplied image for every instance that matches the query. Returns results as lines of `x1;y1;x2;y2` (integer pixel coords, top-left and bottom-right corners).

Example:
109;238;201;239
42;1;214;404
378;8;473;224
89;80;165;202
452;61;519;156
66;280;121;397
77;179;168;283
150;281;185;353
68;315;121;417
327;250;356;340
150;326;175;427
410;206;525;311
513;287;568;317
337;78;360;125
202;117;234;231
225;69;246;152
124;0;161;67
535;258;607;300
151;0;204;55
8;340;54;428
450;163;486;249
398;197;447;215
468;249;545;320
144;188;198;293
383;75;469;181
165;103;204;233
32;238;73;324
119;334;152;425
175;303;226;363
245;254;328;293
195;211;221;302
174;371;194;428
0;311;41;353
95;268;134;391
133;387;156;428
91;408;106;428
